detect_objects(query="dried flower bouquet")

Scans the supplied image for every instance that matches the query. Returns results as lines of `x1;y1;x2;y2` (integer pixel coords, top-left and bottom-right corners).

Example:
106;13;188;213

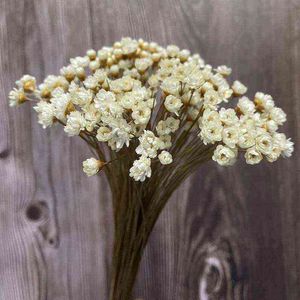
9;37;293;300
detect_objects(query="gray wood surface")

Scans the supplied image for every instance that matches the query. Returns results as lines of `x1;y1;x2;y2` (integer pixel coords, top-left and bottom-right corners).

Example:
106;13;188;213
0;0;299;299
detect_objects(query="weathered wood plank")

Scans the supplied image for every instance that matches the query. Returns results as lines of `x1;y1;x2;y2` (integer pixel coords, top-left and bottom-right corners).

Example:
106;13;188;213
0;0;299;300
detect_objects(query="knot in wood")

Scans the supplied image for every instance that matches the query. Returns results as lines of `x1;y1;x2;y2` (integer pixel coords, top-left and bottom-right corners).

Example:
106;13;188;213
25;201;49;224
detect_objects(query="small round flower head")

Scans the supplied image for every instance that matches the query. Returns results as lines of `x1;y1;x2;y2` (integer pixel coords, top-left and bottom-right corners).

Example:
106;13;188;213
212;145;237;166
60;65;76;82
132;104;151;125
238;127;255;149
273;133;294;158
64;111;86;136
254;92;274;112
237;96;255;115
222;126;239;148
255;133;273;155
159;135;172;149
203;89;222;109
120;37;138;55
9;88;26;107
51;93;73;122
158;151;173;165
200;122;223;145
219;108;239;126
216;65;232;76
129;155;151;182
245;147;263;165
232;80;247;96
136;130;161;158
167;45;180;57
86;49;97;60
82;158;104;176
184;70;205;89
96;126;112;142
83;75;99;90
269;107;286;125
164;117;180;133
135;58;153;72
161;77;180;95
164;95;183;115
70;56;90;68
33;101;55;128
16;75;36;93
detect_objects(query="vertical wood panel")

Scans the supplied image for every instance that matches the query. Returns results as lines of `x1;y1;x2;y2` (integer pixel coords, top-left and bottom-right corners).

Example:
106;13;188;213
0;0;299;299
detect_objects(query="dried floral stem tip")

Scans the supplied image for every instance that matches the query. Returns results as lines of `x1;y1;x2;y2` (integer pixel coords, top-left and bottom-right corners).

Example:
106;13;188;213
82;158;105;176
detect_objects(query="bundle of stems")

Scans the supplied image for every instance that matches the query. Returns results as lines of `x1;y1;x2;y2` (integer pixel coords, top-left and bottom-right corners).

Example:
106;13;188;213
79;94;215;300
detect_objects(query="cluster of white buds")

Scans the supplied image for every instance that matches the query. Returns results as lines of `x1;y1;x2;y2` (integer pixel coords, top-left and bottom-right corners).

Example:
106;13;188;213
9;37;293;181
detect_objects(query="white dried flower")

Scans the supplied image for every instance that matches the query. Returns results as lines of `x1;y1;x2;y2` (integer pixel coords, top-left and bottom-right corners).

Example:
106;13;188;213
16;75;36;93
165;117;180;133
120;37;138;55
200;109;220;126
269;107;286;125
135;58;153;72
94;69;107;83
282;138;294;158
64;111;86;136
86;49;97;60
97;48;109;61
33;101;55;128
60;65;76;81
254;92;274;112
216;65;232;76
129;156;151;182
136;130;161;158
159;135;172;149
96;126;112;142
238;127;255;149
161;77;179;95
95;89;116;104
51;93;73;121
70;56;90;68
255;133;273;155
266;147;282;163
158;151;173;165
222;126;239;148
43;75;69;92
245;147;263;165
219;108;239;126
237;96;255;115
132;104;151;125
9;88;26;107
167;45;180;57
110;119;132;150
83;158;104;176
232;80;247;95
69;82;93;106
200;122;223;145
89;59;101;71
121;37;138;55
164;95;183;115
84;75;99;89
203;89;222;109
184;70;205;89
273;133;294;158
212;145;237;166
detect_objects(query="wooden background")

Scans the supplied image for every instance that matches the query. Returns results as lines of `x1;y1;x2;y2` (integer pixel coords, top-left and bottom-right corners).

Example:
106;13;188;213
0;0;299;299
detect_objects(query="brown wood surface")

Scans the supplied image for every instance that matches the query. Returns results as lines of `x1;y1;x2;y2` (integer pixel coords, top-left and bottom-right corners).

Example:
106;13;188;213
0;0;299;299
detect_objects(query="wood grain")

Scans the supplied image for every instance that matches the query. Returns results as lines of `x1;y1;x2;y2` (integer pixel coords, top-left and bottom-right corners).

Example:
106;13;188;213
0;0;299;299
